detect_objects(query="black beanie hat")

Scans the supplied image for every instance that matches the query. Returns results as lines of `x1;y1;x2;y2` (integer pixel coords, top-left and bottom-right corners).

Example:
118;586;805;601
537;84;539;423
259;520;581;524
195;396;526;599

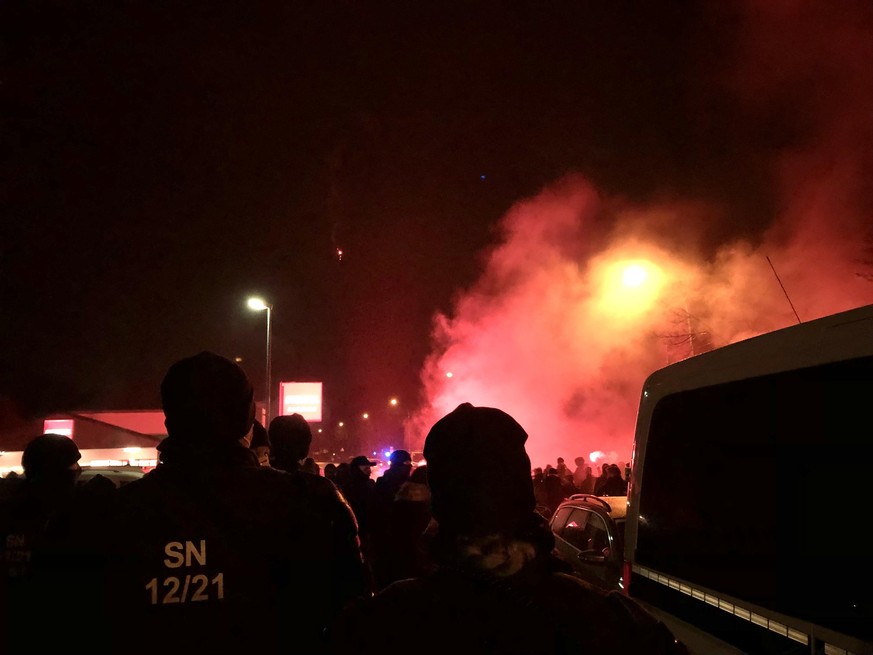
22;433;81;477
424;403;535;538
160;351;255;444
268;413;312;460
389;449;412;466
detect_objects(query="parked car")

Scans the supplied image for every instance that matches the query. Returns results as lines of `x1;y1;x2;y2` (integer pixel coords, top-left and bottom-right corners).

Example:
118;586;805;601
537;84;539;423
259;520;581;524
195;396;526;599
78;465;147;488
549;493;627;592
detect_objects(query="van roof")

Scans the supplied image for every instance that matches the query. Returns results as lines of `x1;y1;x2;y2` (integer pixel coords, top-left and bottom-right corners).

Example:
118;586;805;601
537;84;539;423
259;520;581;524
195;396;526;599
641;302;873;398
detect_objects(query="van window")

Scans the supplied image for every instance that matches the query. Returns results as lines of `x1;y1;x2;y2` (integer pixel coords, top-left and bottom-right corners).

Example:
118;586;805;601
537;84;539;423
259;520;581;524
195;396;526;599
637;355;873;641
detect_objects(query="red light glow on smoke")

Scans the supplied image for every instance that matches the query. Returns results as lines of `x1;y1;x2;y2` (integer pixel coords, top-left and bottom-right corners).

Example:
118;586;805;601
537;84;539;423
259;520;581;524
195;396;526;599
406;174;871;470
403;1;873;470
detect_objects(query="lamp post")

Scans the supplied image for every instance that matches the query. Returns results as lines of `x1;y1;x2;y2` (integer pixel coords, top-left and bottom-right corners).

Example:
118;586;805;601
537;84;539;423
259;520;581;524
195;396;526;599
246;296;273;424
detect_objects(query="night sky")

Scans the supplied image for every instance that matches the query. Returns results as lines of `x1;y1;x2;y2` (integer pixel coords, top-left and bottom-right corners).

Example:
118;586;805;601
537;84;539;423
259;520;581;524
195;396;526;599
3;2;872;462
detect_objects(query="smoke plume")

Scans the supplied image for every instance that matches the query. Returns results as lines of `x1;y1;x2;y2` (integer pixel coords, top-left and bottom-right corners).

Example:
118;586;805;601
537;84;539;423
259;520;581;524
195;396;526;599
407;1;873;470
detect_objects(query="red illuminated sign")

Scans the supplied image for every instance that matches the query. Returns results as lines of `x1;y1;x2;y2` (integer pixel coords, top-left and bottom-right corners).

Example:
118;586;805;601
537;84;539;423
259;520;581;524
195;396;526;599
279;382;323;422
43;419;74;438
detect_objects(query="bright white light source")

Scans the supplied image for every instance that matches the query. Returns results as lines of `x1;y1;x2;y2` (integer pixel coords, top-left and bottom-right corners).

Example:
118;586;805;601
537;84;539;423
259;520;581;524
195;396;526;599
247;297;269;311
595;258;665;318
622;265;648;287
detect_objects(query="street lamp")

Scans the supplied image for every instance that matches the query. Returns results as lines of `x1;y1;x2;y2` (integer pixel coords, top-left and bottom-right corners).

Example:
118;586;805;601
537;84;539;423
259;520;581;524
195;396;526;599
246;296;273;424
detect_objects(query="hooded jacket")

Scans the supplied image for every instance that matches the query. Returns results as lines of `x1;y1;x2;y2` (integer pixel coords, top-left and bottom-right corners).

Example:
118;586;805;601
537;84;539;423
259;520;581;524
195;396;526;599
330;533;686;655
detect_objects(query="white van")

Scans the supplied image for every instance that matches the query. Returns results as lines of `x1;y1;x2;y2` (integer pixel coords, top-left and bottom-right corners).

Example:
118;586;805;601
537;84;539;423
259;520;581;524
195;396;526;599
624;302;873;655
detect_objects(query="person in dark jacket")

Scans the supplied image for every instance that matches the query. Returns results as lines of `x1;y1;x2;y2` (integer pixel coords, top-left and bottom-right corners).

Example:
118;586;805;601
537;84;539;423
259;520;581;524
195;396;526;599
369;450;418;590
370;449;413;532
599;464;629;496
374;449;413;501
0;434;113;653
338;455;377;540
370;464;434;590
540;465;569;518
103;351;369;655
337;455;378;590
329;403;688;655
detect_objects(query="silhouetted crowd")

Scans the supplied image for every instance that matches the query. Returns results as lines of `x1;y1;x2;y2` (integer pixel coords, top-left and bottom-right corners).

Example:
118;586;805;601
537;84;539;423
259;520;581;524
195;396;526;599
532;457;630;519
0;351;687;655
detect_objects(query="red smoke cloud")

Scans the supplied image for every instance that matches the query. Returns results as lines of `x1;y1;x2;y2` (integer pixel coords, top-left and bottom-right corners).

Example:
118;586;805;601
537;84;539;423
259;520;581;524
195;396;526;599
406;1;873;469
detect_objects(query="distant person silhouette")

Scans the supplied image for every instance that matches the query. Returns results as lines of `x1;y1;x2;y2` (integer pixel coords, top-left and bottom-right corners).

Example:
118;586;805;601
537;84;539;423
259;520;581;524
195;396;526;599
338;455;378;540
370;463;433;590
594;462;611;496
572;456;588;490
599;464;628;496
103;351;368;654
372;449;413;517
575;465;596;494
532;467;549;513
370;450;414;590
303;456;321;476
337;455;379;592
250;419;271;466
542;465;567;517
555;456;571;483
